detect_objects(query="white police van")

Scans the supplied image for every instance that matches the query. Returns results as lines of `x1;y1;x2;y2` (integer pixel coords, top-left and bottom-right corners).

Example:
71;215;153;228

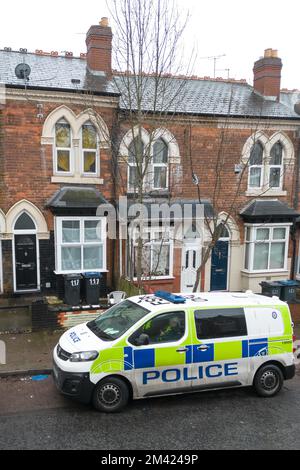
53;291;295;412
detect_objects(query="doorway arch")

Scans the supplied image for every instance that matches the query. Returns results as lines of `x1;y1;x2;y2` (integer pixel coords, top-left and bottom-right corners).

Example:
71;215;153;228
13;212;40;292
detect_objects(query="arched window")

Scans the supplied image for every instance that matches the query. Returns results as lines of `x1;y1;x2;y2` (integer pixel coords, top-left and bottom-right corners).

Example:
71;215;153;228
55;119;72;174
128;137;144;191
82;122;98;175
14;213;36;231
152;139;168;189
269;142;283;188
249;142;264;188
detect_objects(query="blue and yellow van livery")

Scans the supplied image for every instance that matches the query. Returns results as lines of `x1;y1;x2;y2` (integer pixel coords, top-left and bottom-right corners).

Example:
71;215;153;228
53;291;295;412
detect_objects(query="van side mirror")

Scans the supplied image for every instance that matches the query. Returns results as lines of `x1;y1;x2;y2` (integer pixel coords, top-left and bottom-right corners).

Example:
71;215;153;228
135;334;150;346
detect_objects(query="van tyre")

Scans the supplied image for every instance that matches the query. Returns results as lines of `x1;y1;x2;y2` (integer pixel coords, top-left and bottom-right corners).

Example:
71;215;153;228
93;377;129;413
254;364;284;398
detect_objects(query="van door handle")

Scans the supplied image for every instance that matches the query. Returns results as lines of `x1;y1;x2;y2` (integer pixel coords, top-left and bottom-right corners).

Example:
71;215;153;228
197;345;209;351
176;348;188;353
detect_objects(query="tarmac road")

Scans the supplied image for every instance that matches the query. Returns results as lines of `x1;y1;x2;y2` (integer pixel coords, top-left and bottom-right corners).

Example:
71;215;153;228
0;370;300;450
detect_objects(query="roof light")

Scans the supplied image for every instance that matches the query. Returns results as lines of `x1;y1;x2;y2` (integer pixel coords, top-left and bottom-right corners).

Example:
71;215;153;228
154;291;186;304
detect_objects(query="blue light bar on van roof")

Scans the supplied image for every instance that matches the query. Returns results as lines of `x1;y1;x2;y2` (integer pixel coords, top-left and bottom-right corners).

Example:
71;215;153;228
154;291;186;304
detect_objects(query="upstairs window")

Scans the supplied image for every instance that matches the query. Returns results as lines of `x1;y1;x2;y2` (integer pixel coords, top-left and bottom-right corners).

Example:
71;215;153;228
248;142;264;189
152;139;168;190
82;123;98;175
128;138;144;192
269;142;283;189
55;120;72;174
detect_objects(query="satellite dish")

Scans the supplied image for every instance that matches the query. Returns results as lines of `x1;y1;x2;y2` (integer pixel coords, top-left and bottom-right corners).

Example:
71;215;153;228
294;102;300;116
15;63;31;80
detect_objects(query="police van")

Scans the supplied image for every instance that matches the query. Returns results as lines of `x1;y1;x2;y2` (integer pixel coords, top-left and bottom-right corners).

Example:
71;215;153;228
53;291;295;413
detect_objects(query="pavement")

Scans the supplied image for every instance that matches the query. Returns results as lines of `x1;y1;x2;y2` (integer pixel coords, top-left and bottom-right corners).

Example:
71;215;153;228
1;324;300;378
0;330;62;376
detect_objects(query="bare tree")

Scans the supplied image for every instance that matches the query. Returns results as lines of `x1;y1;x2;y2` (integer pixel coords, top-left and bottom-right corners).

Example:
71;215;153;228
105;0;195;289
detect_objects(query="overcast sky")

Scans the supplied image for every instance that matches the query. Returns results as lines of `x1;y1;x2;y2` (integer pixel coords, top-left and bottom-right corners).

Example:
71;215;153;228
0;0;299;89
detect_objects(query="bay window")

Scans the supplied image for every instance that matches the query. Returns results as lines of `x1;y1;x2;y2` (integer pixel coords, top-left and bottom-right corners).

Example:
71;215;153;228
56;217;106;274
244;225;289;272
128;225;173;279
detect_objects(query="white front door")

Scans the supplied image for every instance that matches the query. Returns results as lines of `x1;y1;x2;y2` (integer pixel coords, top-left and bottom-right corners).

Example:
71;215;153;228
181;244;201;293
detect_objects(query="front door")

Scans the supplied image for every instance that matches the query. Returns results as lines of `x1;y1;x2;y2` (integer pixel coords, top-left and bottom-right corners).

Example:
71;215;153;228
181;245;201;293
14;234;38;291
210;240;229;291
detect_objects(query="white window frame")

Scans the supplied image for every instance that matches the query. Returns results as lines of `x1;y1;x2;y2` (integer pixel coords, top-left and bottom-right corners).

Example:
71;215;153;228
152;139;169;190
55;216;107;275
54;120;74;176
80;122;100;177
248;142;264;190
269;143;284;190
243;223;291;274
128;225;174;280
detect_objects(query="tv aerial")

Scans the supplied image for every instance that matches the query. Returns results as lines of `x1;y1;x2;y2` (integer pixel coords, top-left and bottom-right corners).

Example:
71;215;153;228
15;63;31;81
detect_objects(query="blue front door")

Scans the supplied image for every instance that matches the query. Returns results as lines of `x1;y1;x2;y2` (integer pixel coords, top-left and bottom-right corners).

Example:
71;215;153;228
210;241;229;291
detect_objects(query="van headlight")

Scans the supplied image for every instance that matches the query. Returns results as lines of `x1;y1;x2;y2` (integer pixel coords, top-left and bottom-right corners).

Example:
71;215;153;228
69;351;99;362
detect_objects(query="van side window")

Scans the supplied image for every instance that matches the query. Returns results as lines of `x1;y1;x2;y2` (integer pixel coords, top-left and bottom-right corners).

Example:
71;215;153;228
194;308;247;340
129;311;186;345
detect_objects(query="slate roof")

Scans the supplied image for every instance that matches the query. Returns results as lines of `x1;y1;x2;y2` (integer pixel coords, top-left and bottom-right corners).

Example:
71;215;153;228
240;200;299;221
1;49;299;119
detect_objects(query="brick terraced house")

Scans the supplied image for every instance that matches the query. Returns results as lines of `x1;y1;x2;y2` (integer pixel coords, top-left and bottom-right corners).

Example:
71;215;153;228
0;19;300;306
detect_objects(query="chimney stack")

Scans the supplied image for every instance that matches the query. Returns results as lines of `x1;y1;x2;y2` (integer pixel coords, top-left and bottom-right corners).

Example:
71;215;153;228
86;18;112;77
253;49;282;100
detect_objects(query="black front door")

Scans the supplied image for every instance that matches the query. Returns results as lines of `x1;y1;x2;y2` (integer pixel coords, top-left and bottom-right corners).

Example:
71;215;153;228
15;234;38;291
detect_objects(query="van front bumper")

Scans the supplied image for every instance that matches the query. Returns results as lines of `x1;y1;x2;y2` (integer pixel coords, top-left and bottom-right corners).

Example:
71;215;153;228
53;360;94;404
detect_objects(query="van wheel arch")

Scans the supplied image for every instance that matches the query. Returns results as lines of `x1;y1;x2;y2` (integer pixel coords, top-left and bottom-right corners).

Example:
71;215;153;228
254;360;287;380
96;374;134;400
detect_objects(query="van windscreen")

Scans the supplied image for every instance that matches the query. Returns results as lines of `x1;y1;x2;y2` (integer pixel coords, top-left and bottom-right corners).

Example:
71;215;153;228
87;300;150;341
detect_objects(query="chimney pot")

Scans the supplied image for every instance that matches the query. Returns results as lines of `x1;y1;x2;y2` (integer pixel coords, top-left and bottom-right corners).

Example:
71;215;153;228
100;17;109;27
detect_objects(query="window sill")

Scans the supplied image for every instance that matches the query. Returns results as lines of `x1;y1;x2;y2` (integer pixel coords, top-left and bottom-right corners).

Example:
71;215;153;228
241;269;289;277
54;270;109;275
51;176;104;185
245;189;287;197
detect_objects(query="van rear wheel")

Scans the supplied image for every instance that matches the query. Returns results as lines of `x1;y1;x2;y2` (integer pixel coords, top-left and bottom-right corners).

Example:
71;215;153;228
254;364;283;398
93;377;129;413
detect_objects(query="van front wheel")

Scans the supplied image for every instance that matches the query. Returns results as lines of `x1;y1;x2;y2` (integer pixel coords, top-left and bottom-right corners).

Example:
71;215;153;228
93;377;129;413
254;364;283;397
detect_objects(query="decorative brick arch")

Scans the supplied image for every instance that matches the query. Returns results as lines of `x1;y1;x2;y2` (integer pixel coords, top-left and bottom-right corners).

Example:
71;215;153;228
152;128;181;164
119;126;150;160
6;200;49;240
218;212;240;243
241;130;269;164
41;105;77;144
41;105;110;145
